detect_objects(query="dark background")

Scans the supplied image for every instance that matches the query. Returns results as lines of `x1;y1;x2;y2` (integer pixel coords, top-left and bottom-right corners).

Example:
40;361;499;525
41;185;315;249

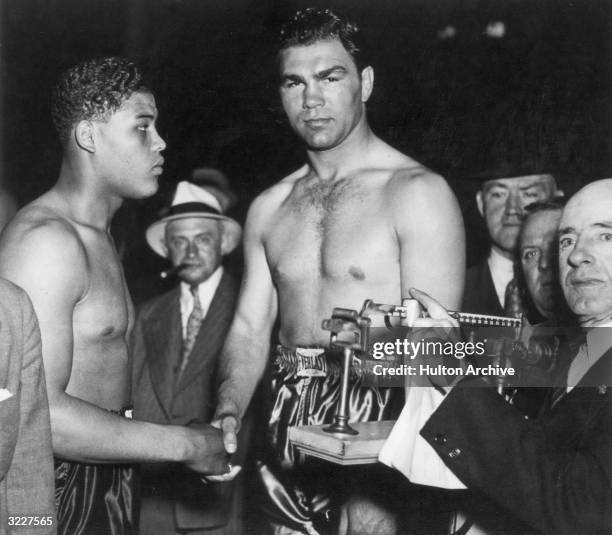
1;0;610;302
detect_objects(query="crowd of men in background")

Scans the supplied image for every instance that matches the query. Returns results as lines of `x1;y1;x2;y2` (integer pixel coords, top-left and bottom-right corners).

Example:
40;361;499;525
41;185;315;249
0;7;610;535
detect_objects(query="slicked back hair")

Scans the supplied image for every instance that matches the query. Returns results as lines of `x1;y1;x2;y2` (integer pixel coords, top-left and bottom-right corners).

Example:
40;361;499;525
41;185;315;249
278;8;369;72
51;57;149;145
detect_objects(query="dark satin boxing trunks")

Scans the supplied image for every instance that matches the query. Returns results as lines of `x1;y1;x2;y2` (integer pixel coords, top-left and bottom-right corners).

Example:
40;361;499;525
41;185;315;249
54;407;137;535
258;346;404;534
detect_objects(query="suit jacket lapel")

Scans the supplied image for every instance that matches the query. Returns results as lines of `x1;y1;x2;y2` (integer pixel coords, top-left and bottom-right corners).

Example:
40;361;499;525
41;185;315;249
144;290;182;415
550;346;612;414
575;345;612;389
175;273;236;393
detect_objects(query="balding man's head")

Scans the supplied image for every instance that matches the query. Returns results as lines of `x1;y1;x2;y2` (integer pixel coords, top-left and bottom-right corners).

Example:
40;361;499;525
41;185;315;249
559;179;612;326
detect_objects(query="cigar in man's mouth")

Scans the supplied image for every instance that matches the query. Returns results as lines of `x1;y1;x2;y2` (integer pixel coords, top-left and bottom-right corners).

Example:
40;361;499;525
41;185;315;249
160;264;188;279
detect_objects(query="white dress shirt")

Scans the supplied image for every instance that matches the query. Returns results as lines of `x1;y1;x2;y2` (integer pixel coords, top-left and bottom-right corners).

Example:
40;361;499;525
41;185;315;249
179;266;223;339
487;248;515;308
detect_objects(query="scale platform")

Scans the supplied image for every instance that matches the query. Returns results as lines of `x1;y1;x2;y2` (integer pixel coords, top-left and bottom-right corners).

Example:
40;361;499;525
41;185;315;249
288;420;395;465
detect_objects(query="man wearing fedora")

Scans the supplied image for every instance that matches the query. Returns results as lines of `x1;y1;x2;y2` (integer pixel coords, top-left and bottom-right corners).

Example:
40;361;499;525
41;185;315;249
463;161;560;316
132;181;245;534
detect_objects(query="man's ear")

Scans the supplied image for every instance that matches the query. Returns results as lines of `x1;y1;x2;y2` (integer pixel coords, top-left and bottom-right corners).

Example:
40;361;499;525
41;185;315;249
74;120;95;153
476;190;485;218
360;66;374;102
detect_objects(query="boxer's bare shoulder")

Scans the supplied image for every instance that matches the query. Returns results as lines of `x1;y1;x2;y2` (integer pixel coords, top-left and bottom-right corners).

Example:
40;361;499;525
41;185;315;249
245;164;310;239
386;162;453;196
0;200;88;303
367;140;447;192
385;164;459;226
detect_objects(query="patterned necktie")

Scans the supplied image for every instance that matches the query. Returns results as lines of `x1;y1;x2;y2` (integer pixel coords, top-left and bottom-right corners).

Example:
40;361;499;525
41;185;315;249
504;277;525;318
177;285;204;381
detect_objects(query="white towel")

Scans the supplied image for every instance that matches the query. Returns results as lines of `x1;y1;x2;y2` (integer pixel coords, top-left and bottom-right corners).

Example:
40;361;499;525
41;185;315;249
379;387;466;489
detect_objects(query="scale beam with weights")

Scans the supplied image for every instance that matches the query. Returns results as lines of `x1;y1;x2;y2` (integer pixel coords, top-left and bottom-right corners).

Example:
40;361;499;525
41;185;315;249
288;298;533;465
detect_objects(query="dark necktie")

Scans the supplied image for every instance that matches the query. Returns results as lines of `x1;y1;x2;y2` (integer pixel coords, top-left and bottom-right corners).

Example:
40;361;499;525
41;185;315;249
177;285;204;381
551;331;587;407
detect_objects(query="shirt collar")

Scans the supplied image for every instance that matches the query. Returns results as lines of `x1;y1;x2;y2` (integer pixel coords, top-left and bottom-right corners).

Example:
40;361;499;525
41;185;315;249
179;266;224;318
488;247;515;275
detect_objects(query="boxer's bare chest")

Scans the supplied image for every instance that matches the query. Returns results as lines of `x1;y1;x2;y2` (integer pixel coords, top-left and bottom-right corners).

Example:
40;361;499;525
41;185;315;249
267;174;394;286
73;228;133;344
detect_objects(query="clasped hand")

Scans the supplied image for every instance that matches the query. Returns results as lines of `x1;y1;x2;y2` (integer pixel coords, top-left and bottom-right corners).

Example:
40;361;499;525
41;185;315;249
199;416;242;482
184;423;241;481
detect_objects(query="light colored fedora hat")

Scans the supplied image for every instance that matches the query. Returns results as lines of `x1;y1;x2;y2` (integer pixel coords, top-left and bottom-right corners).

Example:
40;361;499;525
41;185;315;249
146;181;242;258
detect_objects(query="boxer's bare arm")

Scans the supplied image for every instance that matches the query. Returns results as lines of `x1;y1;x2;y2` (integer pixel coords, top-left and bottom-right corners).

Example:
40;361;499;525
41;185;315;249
0;219;226;472
391;170;465;310
214;191;280;444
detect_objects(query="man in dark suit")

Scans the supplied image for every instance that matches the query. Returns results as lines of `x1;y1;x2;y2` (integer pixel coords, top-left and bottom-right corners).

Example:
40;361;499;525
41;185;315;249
132;181;244;534
463;162;559;316
0;278;56;535
407;178;612;534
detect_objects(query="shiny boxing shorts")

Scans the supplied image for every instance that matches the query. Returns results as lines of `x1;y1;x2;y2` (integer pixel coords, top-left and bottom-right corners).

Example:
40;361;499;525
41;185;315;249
54;407;137;535
258;346;404;534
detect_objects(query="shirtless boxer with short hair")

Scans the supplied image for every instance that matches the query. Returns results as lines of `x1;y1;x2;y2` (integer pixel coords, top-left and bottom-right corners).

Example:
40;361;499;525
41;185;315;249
213;9;465;534
0;57;227;535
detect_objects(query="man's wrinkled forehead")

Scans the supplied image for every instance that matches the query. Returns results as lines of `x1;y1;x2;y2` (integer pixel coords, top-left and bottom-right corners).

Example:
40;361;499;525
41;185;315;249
279;37;358;74
482;174;556;193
